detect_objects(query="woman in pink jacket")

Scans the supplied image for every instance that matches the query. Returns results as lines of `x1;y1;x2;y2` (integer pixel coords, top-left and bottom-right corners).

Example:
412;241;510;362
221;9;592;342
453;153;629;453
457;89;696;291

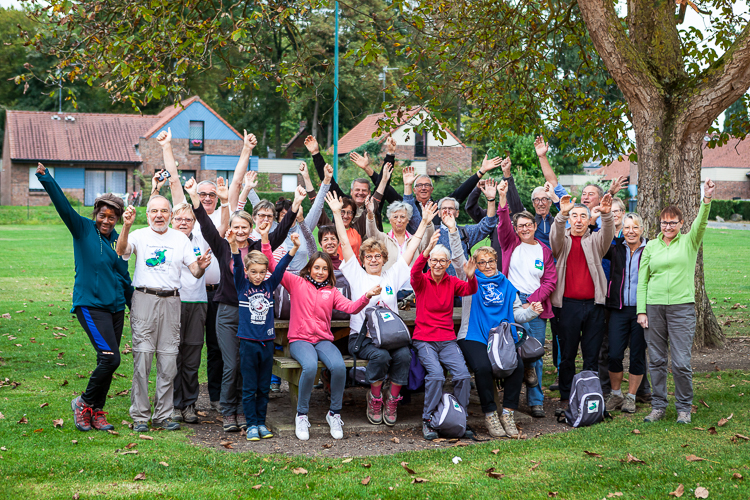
263;247;380;441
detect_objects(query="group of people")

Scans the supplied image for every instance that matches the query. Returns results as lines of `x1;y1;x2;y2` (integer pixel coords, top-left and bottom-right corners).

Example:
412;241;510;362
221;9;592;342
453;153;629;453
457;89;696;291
39;128;716;443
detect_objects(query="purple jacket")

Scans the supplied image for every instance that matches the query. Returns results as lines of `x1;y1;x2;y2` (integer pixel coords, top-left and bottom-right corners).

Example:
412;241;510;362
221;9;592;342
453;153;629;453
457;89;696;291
496;204;557;319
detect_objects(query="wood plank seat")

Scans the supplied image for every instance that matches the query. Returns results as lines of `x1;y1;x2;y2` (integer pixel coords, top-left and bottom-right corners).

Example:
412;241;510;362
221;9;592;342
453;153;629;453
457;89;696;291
272;356;369;408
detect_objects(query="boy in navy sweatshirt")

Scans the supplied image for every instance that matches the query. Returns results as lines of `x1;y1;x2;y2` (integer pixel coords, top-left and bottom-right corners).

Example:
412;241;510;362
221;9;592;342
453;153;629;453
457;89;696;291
230;222;300;441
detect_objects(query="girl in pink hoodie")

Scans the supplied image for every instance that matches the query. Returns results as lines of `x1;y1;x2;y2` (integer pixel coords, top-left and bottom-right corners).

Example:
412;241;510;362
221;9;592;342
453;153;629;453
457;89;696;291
263;247;380;441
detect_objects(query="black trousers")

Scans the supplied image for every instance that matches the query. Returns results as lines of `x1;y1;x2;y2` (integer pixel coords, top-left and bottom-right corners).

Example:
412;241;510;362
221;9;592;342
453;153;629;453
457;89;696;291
556;298;606;401
205;289;223;403
608;306;647;375
458;339;524;413
75;306;124;410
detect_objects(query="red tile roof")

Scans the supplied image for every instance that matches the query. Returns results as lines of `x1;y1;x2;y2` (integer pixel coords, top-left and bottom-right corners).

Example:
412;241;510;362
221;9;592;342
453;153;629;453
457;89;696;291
6;110;159;163
142;96;242;139
702;137;750;168
337;107;466;154
593;156;632;180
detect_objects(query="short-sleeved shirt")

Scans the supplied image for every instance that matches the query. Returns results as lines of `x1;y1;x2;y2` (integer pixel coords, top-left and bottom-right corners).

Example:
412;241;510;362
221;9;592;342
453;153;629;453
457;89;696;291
179;231;210;302
124;227;197;290
507;242;544;295
193;209;223;285
340;255;411;334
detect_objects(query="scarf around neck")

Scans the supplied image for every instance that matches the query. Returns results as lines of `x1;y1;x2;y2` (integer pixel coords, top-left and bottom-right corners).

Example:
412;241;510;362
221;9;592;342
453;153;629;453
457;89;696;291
304;274;330;290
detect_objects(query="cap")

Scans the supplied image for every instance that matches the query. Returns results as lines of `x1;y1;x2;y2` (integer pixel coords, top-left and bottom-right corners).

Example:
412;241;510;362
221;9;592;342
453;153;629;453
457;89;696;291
94;193;126;215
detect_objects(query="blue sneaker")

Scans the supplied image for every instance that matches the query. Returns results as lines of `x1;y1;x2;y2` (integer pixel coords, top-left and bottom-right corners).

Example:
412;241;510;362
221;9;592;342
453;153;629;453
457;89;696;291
258;425;274;439
246;426;260;441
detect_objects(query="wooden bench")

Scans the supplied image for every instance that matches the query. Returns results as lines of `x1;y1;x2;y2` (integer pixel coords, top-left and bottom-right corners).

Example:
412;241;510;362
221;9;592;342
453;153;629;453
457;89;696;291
272;356;369;408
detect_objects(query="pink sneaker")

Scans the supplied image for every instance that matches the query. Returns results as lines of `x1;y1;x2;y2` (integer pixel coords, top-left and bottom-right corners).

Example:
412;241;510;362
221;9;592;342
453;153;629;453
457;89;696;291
366;390;383;425
383;392;402;427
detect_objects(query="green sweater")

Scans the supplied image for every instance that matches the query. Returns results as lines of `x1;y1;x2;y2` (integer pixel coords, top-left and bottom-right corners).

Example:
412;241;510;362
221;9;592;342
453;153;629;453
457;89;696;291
637;200;711;313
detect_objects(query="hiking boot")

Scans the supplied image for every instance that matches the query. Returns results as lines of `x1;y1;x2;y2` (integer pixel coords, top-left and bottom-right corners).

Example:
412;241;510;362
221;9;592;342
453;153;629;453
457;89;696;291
258;425;274;439
636;393;652;404
223;414;239;432
500;410;519;437
621;396;637;414
485;411;506;438
133;421;149;433
71;396;93;432
91;409;114;431
182;404;199;424
676;411;692;424
171;409;184;422
524;365;538;387
383;392;402;427
246;426;260;441
210;401;221;412
295;414;311;441
422;420;438;441
605;392;625;411
366;390;384;425
643;408;665;423
326;412;344;440
530;405;546;418
152;418;180;431
270;383;281;393
236;413;248;431
549;377;559;391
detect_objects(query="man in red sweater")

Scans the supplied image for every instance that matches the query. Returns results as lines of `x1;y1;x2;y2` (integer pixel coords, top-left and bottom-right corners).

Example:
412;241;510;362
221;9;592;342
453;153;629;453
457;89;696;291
549;193;615;409
411;231;478;440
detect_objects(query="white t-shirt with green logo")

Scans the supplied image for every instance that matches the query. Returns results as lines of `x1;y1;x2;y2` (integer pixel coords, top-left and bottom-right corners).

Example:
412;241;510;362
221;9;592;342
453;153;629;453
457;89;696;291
340;255;411;335
507;242;544;295
124;227;197;291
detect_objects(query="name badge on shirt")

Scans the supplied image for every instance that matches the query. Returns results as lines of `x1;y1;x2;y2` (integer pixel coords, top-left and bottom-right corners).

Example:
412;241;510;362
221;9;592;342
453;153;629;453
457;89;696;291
535;259;543;270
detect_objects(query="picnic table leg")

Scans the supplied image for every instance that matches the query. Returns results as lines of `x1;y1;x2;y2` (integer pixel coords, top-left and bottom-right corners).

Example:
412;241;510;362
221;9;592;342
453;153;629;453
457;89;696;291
288;368;301;410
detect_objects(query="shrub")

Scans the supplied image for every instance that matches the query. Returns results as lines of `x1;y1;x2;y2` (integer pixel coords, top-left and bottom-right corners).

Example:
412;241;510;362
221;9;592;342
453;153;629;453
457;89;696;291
708;200;750;221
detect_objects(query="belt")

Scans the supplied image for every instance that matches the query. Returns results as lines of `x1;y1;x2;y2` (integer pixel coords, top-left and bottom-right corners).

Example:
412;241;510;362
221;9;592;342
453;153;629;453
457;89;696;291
136;287;180;297
205;284;219;291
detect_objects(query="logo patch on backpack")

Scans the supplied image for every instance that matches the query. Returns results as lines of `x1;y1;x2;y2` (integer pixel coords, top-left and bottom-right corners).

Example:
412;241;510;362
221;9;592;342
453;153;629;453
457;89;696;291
453;401;463;412
587;400;599;414
380;312;394;322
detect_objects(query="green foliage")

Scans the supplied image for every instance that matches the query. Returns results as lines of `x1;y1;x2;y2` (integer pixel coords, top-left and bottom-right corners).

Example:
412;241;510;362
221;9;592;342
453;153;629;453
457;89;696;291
708;200;750;222
489;134;547;211
722;95;750;137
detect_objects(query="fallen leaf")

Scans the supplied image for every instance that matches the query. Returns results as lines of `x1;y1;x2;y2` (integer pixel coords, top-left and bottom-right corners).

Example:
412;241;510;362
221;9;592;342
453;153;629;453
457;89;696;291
607;493;623;498
250;468;263;477
18;416;28;424
73;494;79;500
60;380;68;387
342;458;353;463
433;438;446;443
196;411;207;417
159;461;169;467
252;485;262;490
632;429;641;435
33;428;44;433
108;430;119;435
391;437;400;444
139;435;153;441
686;454;706;462
694;486;709;498
669;484;685;497
118;450;138;455
708;427;717;435
693;427;706;431
361;476;371;485
292;467;308;475
322;443;332;449
116;389;129;396
134;473;146;481
718;413;733;427
71;440;78;444
401;462;416;475
39;402;49;408
548;493;559;498
624;453;646;464
491;449;500;455
530;461;542;471
700;399;710;408
732;473;743;480
362;463;371;468
411;477;428;484
220;440;234;449
53;418;63;428
0;413;4;419
2;313;11;319
735;434;749;441
485;467;505;479
57;352;64;359
125;443;137;449
584;450;603;458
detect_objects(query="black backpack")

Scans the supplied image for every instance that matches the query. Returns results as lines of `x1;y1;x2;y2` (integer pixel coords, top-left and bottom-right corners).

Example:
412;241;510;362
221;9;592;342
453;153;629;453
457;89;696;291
331;269;351;320
273;285;292;320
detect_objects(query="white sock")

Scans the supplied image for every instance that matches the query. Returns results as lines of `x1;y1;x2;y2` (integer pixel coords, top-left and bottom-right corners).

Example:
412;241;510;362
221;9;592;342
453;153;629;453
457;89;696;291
612;389;623;397
625;393;636;401
486;412;495;418
502;408;511;415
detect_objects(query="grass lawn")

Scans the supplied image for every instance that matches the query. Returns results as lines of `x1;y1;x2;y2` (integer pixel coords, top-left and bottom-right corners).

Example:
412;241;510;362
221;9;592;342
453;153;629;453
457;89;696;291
0;224;749;499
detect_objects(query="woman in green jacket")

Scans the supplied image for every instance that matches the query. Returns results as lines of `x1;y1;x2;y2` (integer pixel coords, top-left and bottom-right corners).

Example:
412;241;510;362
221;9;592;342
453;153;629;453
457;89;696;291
637;178;715;424
36;163;133;433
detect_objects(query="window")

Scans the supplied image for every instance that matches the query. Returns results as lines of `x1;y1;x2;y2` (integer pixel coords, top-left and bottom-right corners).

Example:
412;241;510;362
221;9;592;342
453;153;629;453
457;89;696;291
85;170;126;206
29;166;55;191
414;131;427;157
189;121;204;151
213;170;235;185
178;170;196;186
281;174;299;192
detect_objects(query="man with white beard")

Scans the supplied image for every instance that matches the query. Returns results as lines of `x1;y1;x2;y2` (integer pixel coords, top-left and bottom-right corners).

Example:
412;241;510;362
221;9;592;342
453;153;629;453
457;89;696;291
116;196;212;432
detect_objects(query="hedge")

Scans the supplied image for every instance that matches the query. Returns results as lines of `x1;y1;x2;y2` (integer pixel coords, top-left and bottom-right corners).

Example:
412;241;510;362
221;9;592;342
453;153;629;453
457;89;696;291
708;200;750;221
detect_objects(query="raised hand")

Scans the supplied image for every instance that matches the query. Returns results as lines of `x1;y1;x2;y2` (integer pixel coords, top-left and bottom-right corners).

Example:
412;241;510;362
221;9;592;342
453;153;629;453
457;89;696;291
36;162;46;176
463;257;477;279
423;229;441;256
289;232;301;249
294;185;307;205
349;151;370;171
534;135;549;157
608;175;628;195
365;194;375;214
151;170;167;194
365;284;383;299
421;201;438;224
184;178;198;198
500;157;512;178
256;221;271;239
325;191;343;213
704;178;715;200
381;162;393;184
480;178;497;200
442;211;457;231
323;163;334;184
385;136;397;155
544;181;560;203
244;171;259;191
304;135;320;155
123;206;136;227
481;154;502;174
156;127;172;148
497;179;508;197
598;193;613;214
530;301;544;314
559;195;576;215
299;161;310;178
243;130;258;150
402;165;416;186
196;248;212;269
216;178;229;204
225;228;237;246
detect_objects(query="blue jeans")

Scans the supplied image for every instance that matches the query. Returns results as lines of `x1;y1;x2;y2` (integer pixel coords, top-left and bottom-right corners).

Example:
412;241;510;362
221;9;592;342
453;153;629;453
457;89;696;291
289;340;346;414
239;339;274;426
519;292;547;407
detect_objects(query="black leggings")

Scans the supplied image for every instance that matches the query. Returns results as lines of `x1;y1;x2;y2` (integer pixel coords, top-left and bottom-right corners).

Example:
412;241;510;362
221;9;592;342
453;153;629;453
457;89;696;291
458;339;524;413
75;307;124;410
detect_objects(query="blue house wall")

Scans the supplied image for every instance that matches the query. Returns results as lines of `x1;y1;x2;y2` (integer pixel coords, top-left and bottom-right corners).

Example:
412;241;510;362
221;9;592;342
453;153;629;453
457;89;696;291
153;102;240;140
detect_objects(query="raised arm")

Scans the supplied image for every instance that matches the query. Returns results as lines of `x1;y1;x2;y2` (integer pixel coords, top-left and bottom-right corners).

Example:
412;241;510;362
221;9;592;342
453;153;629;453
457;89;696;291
156;127;185;205
332;284;382;314
550;195;574;258
590;194;616;257
451;154;503;204
402;201;438;266
268;186;304;251
446;213;467;279
299;161;316;194
228;130;258;211
689;179;714;249
238;171;260;212
35;163;86;237
305;163;333;229
306;135;346;198
115;206;136;256
464;185;486;224
184;178;201;210
478;178;497;218
535;135;560;186
454;259;479;297
327;191;354;262
496;180;519;250
367;137;402;203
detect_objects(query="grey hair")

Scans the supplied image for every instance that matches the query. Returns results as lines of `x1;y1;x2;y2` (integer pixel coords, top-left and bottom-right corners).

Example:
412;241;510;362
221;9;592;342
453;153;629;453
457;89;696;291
437;196;459;211
172;202;194;218
252;199;276;219
429;244;451;260
147;195;172;212
571;203;591;217
386;201;413;221
197;180;218;191
611;197;626;211
531;186;550;201
414;174;433;187
623;212;643;228
350;178;371;192
583;183;604;199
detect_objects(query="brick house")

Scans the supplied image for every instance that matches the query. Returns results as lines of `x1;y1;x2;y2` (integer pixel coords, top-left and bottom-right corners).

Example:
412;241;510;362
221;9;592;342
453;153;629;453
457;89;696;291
336;107;472;176
1;96;305;206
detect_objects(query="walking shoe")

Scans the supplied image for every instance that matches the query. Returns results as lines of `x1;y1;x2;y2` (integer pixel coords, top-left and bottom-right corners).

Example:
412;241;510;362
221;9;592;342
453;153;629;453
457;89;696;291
133;421;149;433
258;425;274;439
636;393;652;404
485;411;506;438
621;396;637;414
236;413;248;431
270;383;281;393
91;409;114;431
549;377;559;391
326;412;344;440
295;414;311;441
500;410;519;437
171;409;184;422
676;411;692;424
643;408;666;423
524;365;538;387
182;404;199;424
366;390;384;425
246;426;260;441
383;392;402;427
71;396;93;432
530;405;546;418
422;420;438;441
210;400;221;412
605;393;625;411
152;418;180;431
223;414;239;432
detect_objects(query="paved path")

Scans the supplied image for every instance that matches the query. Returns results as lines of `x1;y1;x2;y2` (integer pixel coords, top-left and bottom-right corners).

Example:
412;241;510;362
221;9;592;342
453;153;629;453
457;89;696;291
708;221;750;230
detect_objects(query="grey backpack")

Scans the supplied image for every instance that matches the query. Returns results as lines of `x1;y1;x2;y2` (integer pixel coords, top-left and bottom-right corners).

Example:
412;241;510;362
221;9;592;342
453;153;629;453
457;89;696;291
331;270;352;320
487;322;520;379
559;370;608;427
430;393;467;438
364;304;411;350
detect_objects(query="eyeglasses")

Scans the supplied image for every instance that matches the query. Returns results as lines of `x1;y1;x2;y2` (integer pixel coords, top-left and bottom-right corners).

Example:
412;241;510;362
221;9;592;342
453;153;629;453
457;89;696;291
340;210;354;217
532;198;551;205
476;260;496;267
148;209;170;215
415;183;432;189
198;192;217;199
255;214;273;220
364;254;382;261
516;223;535;230
173;217;194;223
440;207;457;212
391;214;408;220
430;258;449;266
612;209;623;214
660;221;680;228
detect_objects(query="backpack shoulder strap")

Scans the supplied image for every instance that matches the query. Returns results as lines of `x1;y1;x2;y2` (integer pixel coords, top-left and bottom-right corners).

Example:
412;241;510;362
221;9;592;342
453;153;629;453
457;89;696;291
348;317;369;387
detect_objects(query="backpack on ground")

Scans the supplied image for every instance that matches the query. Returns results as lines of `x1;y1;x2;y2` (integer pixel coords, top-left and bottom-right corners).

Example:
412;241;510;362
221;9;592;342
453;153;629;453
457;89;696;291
364;304;411;350
429;393;467;438
273;285;292;320
557;370;608;428
487;322;520;379
331;270;351;320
